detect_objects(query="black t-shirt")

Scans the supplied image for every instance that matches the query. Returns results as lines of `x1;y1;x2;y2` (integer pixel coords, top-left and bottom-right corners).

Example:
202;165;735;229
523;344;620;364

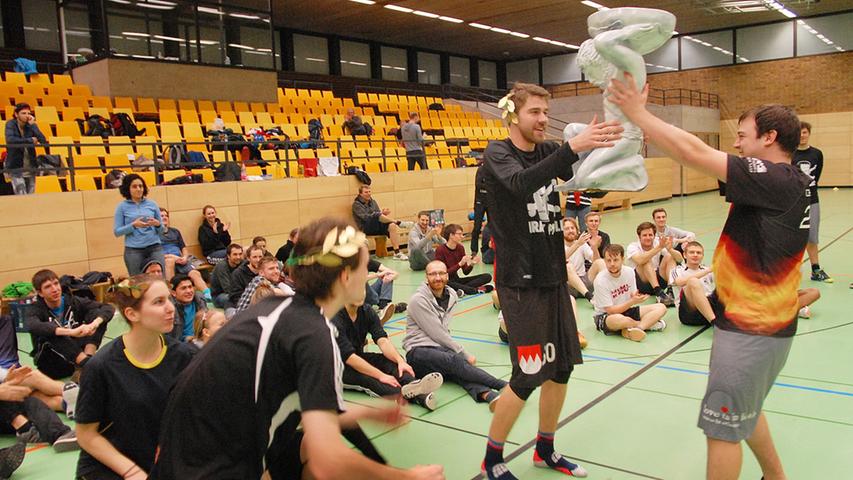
75;335;195;477
368;258;381;273
482;139;577;288
712;155;811;337
274;240;295;263
331;305;388;361
150;294;345;480
228;263;257;304
792;146;823;204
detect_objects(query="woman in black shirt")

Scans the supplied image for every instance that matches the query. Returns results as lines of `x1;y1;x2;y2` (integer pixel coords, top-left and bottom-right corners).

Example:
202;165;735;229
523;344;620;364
197;205;232;265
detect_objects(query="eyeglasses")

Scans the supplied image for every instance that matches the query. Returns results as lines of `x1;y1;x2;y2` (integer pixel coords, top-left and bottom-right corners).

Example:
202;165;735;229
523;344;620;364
426;272;448;278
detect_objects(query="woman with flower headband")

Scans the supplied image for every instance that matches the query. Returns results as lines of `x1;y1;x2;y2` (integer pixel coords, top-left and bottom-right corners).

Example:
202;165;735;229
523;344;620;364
151;217;444;480
75;275;196;480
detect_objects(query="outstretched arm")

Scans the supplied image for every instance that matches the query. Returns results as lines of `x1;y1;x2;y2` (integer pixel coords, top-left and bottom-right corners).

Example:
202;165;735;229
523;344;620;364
608;73;728;181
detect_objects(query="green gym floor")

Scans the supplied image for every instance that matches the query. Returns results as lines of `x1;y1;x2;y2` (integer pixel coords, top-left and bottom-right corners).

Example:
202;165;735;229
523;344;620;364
6;189;852;479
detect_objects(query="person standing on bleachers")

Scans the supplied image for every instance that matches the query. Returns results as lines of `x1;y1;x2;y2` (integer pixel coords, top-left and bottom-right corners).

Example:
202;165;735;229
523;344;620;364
113;174;165;276
4;103;47;195
401;112;427;171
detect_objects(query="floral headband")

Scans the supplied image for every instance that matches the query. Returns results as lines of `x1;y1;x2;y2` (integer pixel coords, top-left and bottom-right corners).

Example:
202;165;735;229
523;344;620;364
286;226;366;268
108;279;144;299
498;92;518;125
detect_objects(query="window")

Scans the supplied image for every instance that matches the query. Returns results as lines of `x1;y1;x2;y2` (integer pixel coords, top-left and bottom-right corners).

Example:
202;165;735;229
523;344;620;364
506;59;538;85
681;31;733;69
23;0;60;51
479;60;497;89
237;24;274;69
542;54;581;84
737;22;793;63
449;56;470;86
0;7;4;48
107;11;153;58
341;40;370;78
293;34;328;74
796;13;851;57
381;46;407;82
417;52;440;85
644;37;679;73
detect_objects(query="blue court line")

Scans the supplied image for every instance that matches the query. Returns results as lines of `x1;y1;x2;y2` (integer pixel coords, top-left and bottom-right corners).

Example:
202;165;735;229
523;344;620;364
384;325;853;398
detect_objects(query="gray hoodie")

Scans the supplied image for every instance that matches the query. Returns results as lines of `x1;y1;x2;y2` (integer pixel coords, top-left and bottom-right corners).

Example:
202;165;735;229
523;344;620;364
402;282;464;355
408;225;445;257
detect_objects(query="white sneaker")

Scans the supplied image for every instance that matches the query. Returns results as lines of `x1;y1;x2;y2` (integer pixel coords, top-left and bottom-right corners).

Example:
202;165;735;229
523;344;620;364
798;306;811;319
422;392;438;411
401;372;443;399
62;382;79;420
456;289;466;298
649;319;667;332
399;221;415;229
378;303;396;324
393;252;409;261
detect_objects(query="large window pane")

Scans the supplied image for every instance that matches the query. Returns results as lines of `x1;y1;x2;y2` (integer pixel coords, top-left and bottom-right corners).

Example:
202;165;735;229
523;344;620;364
506;59;538;85
23;0;59;51
542;54;581;84
737;22;793;63
681;31;733;69
381;46;407;82
341;40;370;78
64;4;92;59
418;52;440;85
107;11;152;58
479;60;497;89
797;13;852;56
644;37;678;73
237;24;274;69
449;56;470;86
293;34;328;74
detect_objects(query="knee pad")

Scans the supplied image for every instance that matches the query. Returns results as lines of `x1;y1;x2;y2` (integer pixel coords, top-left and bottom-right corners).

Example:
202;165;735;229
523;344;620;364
509;383;535;401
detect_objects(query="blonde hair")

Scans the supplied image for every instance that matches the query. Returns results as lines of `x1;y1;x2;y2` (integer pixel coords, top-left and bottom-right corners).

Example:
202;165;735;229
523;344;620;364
508;82;550;110
250;282;276;305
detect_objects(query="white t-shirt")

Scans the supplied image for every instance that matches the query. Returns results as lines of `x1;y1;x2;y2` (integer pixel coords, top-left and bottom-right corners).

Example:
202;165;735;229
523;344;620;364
669;264;715;308
625;238;669;270
565;242;593;277
592;265;637;315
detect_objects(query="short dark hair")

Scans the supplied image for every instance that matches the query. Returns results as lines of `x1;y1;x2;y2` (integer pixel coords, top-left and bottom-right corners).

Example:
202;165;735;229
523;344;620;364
651;208;667;218
358;184;370;194
160;207;169;215
684;240;704;252
226;243;243;255
800;121;812;133
14;103;32;114
604;244;624;258
417;210;430;218
291;218;365;301
253;236;267;245
32;269;59;292
170;273;193;290
119;173;149;200
441;223;462;241
636;221;656;236
245;244;264;258
738;104;801;155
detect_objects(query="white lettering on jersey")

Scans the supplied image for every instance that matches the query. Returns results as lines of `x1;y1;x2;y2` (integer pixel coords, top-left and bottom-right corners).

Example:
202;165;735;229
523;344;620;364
747;157;767;174
526;180;561;235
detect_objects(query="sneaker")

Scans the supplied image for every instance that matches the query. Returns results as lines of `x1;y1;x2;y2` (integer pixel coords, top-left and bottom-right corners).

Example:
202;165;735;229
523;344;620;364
621;327;646;342
810;269;833;283
498;313;508;343
401;372;443;399
456;289;466;298
52;430;80;453
393;251;409;261
533;450;588;477
798;305;811;319
477;284;495;294
399;221;415;229
62;382;79;420
0;442;25;480
577;330;588;349
378;303;396;325
485;390;501;413
422;392;438;411
491;290;500;310
482;461;519;480
649;319;667;332
658;293;675;308
394;302;408;313
15;425;41;444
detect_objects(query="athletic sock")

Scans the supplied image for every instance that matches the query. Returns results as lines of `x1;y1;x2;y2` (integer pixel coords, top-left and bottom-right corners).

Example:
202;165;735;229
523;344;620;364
583;291;593;301
483;438;518;479
812;263;821;271
535;431;556;460
534;431;586;477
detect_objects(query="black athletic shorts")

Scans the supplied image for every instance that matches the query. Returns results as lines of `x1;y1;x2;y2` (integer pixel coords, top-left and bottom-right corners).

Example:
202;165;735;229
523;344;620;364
678;291;717;326
362;217;390;236
498;284;582;389
267;431;305;480
635;269;667;295
593;306;641;335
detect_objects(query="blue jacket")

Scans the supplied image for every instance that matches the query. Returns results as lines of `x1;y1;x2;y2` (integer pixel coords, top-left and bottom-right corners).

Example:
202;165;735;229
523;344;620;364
113;198;164;248
4;119;48;171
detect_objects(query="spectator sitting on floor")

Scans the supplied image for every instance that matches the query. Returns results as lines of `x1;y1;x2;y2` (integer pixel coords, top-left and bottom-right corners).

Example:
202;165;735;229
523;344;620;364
332;299;443;411
252;236;269;256
403;261;507;410
227;245;264;310
210;243;243;309
234;255;293;314
351;184;412;260
198;205;231;265
408;211;446;271
170;274;207;342
158;208;210;299
25;269;114;380
274;228;298;263
435;224;493;296
563;217;602;302
191;310;226;349
143;260;163;277
365;258;406;323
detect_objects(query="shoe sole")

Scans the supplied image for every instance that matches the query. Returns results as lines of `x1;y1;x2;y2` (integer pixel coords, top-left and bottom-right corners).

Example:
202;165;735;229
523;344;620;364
401;372;443;399
423;393;437;411
380;304;396;325
622;329;646;342
53;437;80;453
0;442;25;478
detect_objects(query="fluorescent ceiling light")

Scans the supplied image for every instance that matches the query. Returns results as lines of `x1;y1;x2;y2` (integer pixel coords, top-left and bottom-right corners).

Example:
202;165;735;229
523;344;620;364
108;0;132;4
136;3;175;10
198;6;223;15
413;11;439;18
490;27;511;34
349;0;376;4
229;13;261;20
199;40;219;45
148;0;176;5
779;8;797;18
122;31;150;37
305;57;327;62
384;5;413;13
510;32;530;38
439;16;464;23
469;23;493;29
154;35;183;42
228;43;256;50
533;37;551;43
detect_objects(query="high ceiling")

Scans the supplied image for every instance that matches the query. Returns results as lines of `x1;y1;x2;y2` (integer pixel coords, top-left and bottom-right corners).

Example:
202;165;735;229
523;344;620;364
276;0;850;60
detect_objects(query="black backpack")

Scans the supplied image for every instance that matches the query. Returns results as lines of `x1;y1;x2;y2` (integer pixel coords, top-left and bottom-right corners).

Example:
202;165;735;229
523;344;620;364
214;161;242;182
79;115;111;138
308;118;325;147
110;113;146;138
164;143;189;167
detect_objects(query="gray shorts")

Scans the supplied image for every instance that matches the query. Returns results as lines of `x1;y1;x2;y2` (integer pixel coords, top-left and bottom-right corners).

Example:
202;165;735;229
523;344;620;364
566;275;593;298
808;202;820;244
698;327;792;442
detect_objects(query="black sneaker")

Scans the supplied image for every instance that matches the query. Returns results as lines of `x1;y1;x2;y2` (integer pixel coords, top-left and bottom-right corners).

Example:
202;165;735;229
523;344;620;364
15;425;41;444
810;269;833;283
456;289;466;298
394;302;408;313
0;441;25;480
477;284;495;294
658;293;675;308
52;430;80;453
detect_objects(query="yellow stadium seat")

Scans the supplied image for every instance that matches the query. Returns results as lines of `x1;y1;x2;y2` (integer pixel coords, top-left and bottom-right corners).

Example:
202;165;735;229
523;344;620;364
250;102;265;114
135;171;157;186
196;168;214;182
158;99;177;110
256;112;273;128
46;84;70;97
108;136;134;155
245;166;263;177
3;72;27;85
51;74;73;87
178;99;196;111
35;175;63;194
440;158;455;170
21;84;46;97
72;154;103;175
162;169;187;183
159;123;182;139
79;138;107;157
104;153;133;171
364;162;381;173
34;106;60;125
183;123;204;139
87;107;110;118
112;108;135;122
238;111;256;126
200;111;218;126
64;97;87;110
160;110;179;123
427;159;440;170
69;85;92;97
197;100;215;112
180;110;200;123
69;174;98;191
136;123;159;139
233;102;249;113
41;95;65;110
219;111;238;124
137;98;157;113
215;100;232;112
91;96;112;110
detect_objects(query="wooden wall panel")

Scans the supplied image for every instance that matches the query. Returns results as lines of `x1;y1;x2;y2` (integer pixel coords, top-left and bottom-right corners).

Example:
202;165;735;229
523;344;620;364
395;170;434;191
165;182;238;213
393;189;434;218
0;261;91;289
85;218;125;259
238;201;300;239
0;192;83;227
297;196;352;225
3;222;88;270
298;175;351;199
237;179;299;205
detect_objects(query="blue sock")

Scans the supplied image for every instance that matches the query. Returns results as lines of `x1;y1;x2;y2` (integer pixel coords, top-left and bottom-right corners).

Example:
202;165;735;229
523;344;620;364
536;431;555;458
483;438;518;479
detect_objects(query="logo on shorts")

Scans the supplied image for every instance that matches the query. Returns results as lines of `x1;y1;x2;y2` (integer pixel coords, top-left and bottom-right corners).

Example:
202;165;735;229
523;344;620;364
517;343;556;375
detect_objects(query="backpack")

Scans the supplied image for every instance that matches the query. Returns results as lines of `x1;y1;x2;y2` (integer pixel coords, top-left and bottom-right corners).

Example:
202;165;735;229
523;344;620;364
428;102;445;111
362;122;374;136
79;115;110;138
35;154;66;176
59;275;95;300
214;161;242;182
109;113;146;138
347;167;371;185
163;173;202;185
308;119;324;141
104;169;126;188
164;143;188;167
186;151;209;169
81;271;113;285
131;154;164;172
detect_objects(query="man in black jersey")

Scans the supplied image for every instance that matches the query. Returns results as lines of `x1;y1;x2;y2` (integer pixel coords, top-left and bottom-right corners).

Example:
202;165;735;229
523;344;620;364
793;121;831;283
481;82;622;480
151;218;443;480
